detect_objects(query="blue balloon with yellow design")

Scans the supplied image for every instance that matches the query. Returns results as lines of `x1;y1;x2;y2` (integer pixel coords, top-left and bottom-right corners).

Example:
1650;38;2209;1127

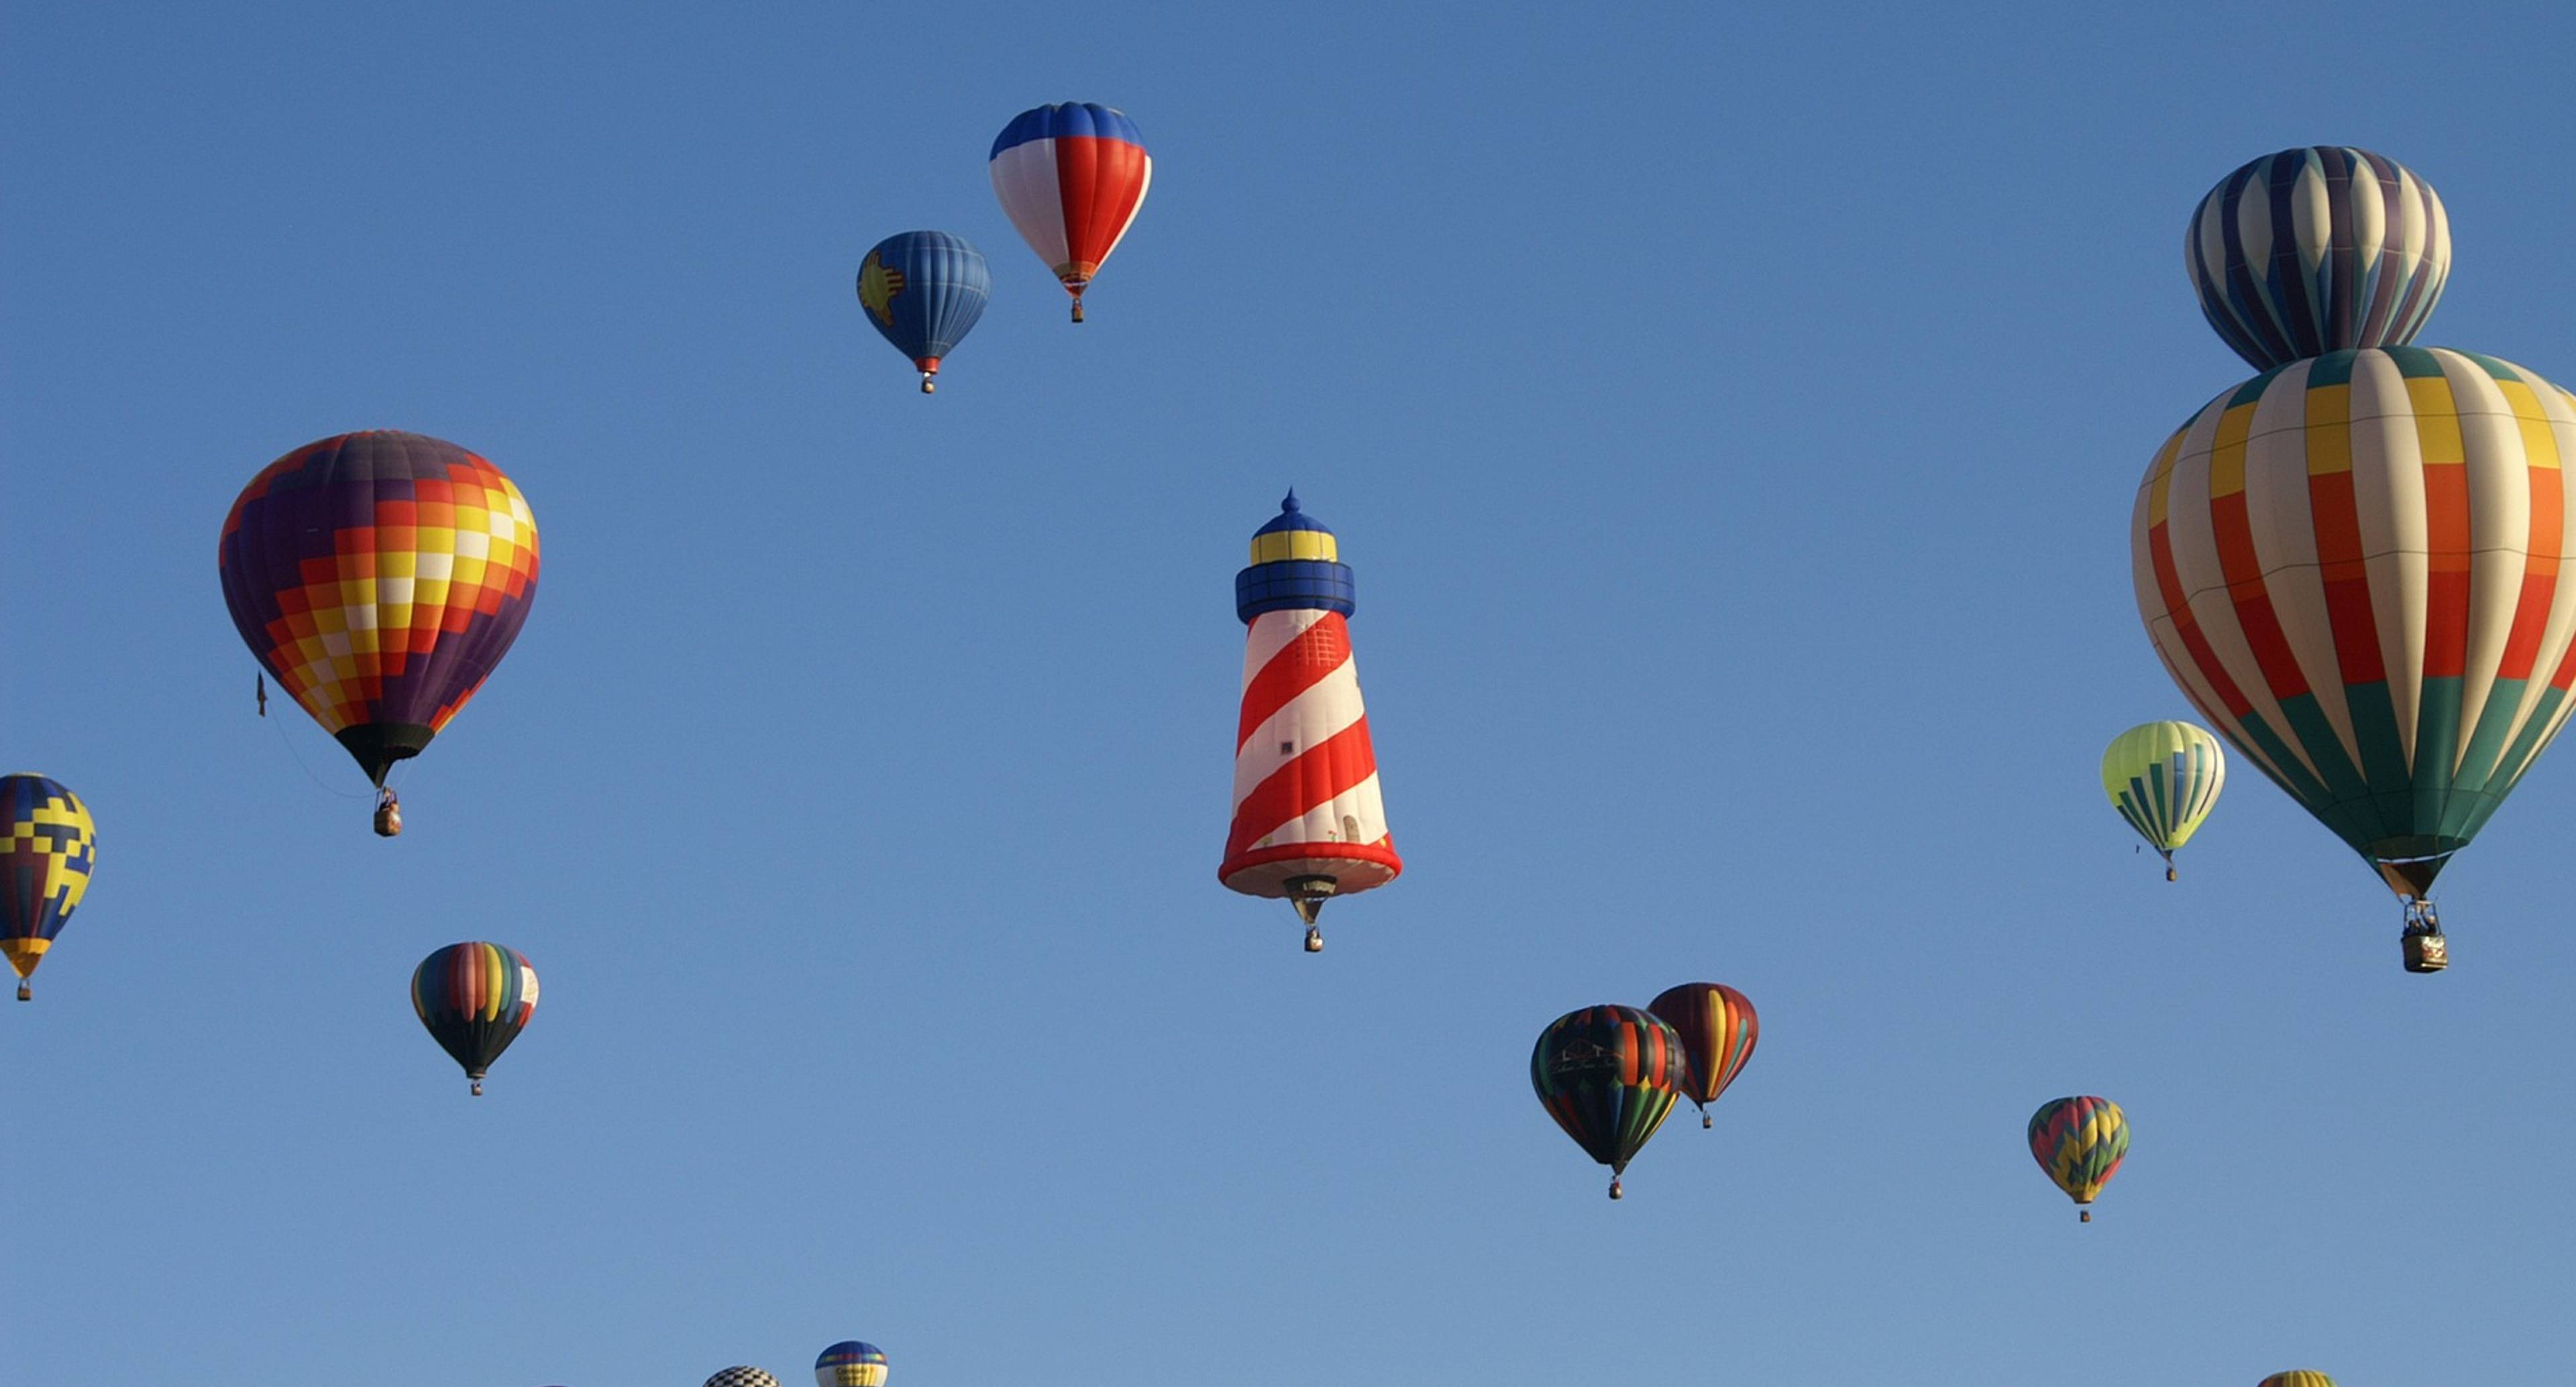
816;1341;888;1387
2;773;96;1001
857;231;989;394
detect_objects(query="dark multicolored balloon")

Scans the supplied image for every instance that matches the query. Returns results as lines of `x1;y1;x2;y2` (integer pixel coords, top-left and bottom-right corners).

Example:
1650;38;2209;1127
2257;1373;2337;1387
2187;146;2449;371
2028;1095;2129;1221
411;942;539;1096
219;431;540;814
1530;1005;1686;1199
857;231;989;393
1;773;96;1001
1648;983;1758;1128
816;1341;889;1387
706;1369;784;1387
989;103;1150;323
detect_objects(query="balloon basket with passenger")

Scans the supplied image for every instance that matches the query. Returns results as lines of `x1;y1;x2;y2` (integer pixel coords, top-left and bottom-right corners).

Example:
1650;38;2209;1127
2400;899;2447;974
2377;856;2450;975
1285;874;1336;952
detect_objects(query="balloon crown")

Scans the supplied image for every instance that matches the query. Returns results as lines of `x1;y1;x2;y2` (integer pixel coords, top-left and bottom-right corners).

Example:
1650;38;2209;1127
1253;489;1334;539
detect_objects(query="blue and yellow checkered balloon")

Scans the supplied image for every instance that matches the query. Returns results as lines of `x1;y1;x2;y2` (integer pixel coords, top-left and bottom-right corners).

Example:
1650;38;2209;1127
2;773;97;999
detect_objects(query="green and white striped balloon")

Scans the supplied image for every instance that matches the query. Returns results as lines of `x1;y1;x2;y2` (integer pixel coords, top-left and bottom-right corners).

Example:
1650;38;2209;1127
2101;721;2226;873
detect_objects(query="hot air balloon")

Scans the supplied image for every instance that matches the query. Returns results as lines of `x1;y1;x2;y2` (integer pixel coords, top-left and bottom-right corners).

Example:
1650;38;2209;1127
707;1370;783;1387
856;231;989;393
2134;346;2576;970
989;103;1150;323
816;1342;888;1387
1647;983;1757;1129
1219;493;1401;952
2257;1374;2337;1387
1531;1005;1686;1199
219;431;539;836
411;942;539;1096
2100;721;2226;880
2027;1095;2128;1222
2;774;95;1002
2189;147;2449;372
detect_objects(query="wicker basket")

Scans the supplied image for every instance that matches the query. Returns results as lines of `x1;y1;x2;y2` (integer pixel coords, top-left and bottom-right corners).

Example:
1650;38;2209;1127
2401;930;2448;973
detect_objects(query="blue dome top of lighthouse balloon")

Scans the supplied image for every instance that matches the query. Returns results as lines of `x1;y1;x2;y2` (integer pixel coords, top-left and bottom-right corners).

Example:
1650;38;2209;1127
1238;489;1356;623
1253;489;1336;539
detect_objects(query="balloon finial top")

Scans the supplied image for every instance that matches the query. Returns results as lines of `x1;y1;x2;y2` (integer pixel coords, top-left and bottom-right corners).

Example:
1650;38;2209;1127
1250;491;1334;550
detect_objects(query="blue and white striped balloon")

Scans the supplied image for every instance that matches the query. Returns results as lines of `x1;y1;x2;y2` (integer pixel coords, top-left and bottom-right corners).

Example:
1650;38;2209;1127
2186;147;2449;371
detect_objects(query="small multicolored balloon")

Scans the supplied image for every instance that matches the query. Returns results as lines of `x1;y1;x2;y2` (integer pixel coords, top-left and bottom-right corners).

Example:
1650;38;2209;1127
856;231;989;394
1;773;96;1001
2257;1374;2337;1387
2100;721;2225;880
2187;146;2449;371
219;431;540;832
411;942;539;1096
1530;1005;1686;1199
816;1341;889;1387
989;103;1150;323
2028;1095;2129;1221
706;1368;783;1387
1647;983;1758;1129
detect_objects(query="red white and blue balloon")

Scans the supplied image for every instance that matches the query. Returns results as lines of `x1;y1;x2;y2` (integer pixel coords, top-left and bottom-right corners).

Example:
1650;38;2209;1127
989;102;1150;322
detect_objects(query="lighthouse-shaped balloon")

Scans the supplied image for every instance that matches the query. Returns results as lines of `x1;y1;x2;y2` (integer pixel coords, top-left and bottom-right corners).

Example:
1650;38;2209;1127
1220;492;1401;952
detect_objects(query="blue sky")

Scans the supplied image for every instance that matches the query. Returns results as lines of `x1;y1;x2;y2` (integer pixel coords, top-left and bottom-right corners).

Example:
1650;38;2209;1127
5;2;2573;1382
